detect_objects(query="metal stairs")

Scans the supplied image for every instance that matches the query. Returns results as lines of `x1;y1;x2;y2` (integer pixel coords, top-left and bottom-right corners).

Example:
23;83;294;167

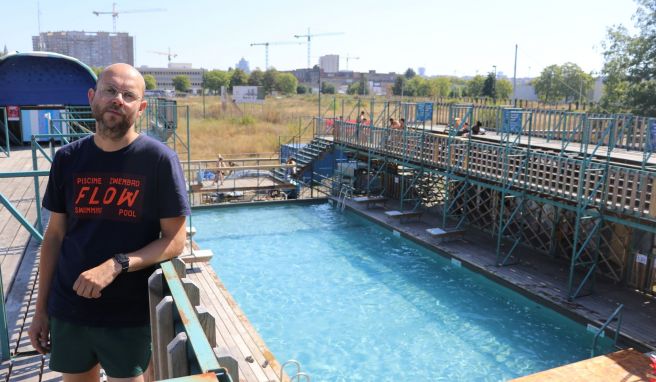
273;137;333;182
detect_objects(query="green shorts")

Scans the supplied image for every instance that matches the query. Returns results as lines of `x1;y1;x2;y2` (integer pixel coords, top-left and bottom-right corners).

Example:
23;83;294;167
49;317;152;378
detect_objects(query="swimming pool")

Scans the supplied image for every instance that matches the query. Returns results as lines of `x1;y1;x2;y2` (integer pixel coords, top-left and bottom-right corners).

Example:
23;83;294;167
193;202;610;381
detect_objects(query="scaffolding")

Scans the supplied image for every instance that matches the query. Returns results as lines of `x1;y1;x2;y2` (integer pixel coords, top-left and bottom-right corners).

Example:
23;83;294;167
326;99;656;302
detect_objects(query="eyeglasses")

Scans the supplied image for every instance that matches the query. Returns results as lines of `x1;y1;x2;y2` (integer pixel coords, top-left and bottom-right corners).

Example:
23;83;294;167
98;85;141;103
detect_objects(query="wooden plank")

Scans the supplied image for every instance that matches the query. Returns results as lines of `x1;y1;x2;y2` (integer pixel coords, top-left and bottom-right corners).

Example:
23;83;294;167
167;332;189;379
510;349;652;382
186;269;272;382
156;296;175;379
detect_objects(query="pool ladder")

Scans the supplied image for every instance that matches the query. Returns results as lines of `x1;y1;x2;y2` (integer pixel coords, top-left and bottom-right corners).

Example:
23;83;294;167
337;184;352;211
280;359;310;381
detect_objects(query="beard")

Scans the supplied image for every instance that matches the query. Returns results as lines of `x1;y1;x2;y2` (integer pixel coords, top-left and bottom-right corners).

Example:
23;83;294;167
92;102;134;140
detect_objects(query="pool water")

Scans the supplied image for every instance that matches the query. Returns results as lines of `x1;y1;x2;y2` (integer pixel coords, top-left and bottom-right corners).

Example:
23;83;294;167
193;203;610;381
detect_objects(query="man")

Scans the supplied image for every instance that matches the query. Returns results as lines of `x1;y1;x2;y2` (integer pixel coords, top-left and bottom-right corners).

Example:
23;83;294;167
28;63;190;382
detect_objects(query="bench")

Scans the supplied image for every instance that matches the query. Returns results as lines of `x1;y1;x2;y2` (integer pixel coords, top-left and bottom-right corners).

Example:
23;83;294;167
352;195;388;209
385;210;423;223
426;227;466;242
178;249;214;268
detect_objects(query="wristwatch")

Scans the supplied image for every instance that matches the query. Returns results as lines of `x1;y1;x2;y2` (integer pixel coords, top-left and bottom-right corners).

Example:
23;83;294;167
114;253;129;274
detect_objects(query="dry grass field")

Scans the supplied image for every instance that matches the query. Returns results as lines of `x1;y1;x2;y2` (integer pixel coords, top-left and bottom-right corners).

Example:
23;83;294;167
169;94;377;160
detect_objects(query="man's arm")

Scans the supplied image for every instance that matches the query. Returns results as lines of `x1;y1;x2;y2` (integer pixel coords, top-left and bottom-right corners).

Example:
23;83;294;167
72;216;187;299
28;212;67;354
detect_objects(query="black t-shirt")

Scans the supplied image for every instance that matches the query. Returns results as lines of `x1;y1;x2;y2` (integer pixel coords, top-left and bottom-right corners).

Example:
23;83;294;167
43;134;191;326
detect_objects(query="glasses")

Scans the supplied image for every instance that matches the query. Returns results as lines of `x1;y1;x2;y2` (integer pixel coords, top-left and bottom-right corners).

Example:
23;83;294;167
98;85;141;103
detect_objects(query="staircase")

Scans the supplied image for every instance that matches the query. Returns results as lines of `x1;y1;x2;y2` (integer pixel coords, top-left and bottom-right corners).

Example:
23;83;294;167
273;137;333;182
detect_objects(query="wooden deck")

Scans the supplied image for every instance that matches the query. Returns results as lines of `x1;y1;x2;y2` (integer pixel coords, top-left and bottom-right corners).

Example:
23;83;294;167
510;349;654;382
0;148;49;299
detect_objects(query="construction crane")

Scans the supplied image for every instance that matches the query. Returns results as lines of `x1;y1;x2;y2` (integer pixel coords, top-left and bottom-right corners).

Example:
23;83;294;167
344;55;360;71
250;41;302;70
92;2;165;33
149;48;178;63
294;28;344;68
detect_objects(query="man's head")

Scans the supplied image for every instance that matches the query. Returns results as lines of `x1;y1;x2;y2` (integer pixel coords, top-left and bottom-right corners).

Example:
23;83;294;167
89;63;147;140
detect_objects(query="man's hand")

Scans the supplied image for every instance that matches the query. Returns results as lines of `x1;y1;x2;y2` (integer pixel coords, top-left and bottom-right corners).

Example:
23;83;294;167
72;258;121;298
28;312;50;354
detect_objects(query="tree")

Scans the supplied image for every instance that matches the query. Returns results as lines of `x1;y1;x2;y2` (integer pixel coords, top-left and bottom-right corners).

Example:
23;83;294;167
172;75;190;92
404;68;416;79
297;85;308;94
533;65;564;103
392;76;405;96
466;75;486;97
203;70;230;94
248;69;264;86
262;68;278;94
560;62;593;102
229;69;248;91
143;74;157;90
358;75;368;95
496;78;513;99
347;82;369;95
600;0;656;116
321;81;336;94
409;77;430;97
482;72;497;99
429;77;452;97
275;73;298;94
92;66;104;77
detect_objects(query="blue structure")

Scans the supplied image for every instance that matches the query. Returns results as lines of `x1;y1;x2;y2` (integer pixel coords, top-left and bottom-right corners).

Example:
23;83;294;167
0;52;96;106
0;52;97;149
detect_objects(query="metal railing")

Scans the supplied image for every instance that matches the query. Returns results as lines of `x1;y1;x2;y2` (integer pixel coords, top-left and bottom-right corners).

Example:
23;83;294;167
591;304;624;357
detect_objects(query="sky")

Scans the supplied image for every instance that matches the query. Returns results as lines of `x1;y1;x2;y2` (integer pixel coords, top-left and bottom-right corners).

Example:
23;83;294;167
1;0;640;78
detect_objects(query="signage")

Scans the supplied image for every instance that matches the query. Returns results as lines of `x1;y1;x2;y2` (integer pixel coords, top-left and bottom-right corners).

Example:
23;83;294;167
6;106;19;121
232;86;265;104
415;102;433;122
503;109;522;133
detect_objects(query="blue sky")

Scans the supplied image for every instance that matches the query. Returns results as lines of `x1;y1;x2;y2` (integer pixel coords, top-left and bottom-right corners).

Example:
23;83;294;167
1;0;638;78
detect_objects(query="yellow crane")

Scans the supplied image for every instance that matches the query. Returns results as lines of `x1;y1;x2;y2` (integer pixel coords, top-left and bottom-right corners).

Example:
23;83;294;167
92;2;165;33
294;28;344;68
250;41;302;70
149;48;178;63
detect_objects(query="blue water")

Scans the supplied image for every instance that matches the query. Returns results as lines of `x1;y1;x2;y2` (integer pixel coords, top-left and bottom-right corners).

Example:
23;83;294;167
193;203;609;382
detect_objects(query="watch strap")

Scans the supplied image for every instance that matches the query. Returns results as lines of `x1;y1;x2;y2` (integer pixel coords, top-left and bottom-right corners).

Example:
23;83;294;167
114;253;129;274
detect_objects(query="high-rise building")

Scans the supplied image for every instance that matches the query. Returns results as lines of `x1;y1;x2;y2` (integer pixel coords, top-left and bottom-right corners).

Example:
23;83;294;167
319;54;339;73
32;31;134;67
236;57;250;74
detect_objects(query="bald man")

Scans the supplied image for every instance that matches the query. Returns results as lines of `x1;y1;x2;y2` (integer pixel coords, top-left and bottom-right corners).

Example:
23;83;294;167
28;63;190;381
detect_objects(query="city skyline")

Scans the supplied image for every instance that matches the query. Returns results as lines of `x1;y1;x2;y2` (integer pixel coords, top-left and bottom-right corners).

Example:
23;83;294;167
2;0;638;78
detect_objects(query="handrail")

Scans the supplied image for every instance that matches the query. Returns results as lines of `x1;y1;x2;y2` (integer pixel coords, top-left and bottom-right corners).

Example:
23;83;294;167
150;260;233;381
591;304;624;357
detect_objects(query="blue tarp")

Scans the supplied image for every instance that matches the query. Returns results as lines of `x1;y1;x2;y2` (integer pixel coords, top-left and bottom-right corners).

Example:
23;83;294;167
0;52;97;106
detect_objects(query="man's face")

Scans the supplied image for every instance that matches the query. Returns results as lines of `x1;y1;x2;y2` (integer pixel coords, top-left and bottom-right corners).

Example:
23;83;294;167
89;67;146;139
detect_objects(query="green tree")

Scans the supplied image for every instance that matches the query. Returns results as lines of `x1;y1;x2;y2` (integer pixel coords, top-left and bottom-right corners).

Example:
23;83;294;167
429;77;452;97
496;78;513;99
321;81;336;94
533;65;564;103
404;68;416;79
262;68;278;94
275;73;298;94
482;72;497;99
409;77;430;97
172;75;191;92
392;76;405;96
466;75;486;97
143;74;156;90
560;62;594;102
347;82;369;95
229;69;248;90
92;66;104;78
248;69;264;86
601;0;656;116
297;85;308;94
204;70;230;94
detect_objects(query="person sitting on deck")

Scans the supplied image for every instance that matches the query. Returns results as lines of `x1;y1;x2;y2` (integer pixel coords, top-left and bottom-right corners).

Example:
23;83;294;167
286;157;297;179
456;122;470;136
472;120;485;135
399;118;405;129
